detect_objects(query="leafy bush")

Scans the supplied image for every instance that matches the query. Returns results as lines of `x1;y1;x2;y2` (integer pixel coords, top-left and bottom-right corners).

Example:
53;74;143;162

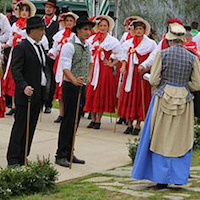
127;138;139;164
0;157;58;200
194;124;200;150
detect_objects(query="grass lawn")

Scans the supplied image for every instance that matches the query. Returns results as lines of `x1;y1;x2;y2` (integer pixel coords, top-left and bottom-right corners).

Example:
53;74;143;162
13;150;200;200
13;180;135;200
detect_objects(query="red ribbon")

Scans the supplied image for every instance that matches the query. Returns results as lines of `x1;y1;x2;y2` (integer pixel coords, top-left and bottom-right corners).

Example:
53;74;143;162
13;32;22;47
184;41;200;59
53;28;72;75
60;27;71;44
92;32;105;44
16;17;26;29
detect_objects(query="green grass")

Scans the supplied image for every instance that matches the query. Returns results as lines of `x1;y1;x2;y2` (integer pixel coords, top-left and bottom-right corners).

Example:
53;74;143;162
192;149;200;166
12;180;135;200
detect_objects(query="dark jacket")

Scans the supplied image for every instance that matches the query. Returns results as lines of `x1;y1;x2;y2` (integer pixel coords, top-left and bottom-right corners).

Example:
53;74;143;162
11;39;51;106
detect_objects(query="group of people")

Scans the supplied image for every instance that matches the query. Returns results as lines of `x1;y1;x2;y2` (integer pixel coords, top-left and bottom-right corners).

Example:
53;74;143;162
1;0;200;188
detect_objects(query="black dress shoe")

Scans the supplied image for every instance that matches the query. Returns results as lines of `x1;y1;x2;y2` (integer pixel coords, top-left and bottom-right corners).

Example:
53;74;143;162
44;107;51;114
54;116;63;123
6;108;15;116
132;128;141;135
55;158;70;167
117;118;126;124
72;156;85;164
88;112;92;119
87;121;95;128
123;126;133;134
156;184;168;189
94;122;101;129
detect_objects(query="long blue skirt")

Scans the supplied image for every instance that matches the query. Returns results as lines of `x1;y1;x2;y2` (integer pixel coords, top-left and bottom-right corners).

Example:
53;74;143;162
132;95;192;185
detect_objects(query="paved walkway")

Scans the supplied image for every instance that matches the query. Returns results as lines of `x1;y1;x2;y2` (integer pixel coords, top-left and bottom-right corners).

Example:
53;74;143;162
83;166;200;200
0;109;134;182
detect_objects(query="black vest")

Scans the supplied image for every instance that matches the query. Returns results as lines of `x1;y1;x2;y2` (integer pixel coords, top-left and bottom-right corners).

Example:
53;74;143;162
43;18;59;49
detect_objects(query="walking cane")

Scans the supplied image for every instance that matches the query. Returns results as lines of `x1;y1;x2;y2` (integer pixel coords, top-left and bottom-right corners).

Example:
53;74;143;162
24;97;31;168
69;86;82;169
114;73;123;132
141;80;146;119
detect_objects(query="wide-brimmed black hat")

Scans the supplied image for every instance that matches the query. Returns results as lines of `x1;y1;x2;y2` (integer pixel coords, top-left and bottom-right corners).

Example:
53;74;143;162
43;0;58;9
76;16;96;29
26;16;45;30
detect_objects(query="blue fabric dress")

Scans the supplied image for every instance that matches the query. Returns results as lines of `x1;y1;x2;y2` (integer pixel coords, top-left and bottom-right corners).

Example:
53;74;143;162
132;94;192;185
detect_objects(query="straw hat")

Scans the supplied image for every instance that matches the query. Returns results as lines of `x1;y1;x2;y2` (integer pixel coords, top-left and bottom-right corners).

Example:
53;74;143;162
93;15;115;33
15;0;36;18
166;23;186;42
63;12;79;21
130;18;151;36
124;16;143;31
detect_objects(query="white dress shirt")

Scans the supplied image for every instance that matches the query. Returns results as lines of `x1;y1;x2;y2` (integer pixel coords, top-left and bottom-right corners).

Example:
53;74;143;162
0;13;11;43
26;36;47;86
60;36;90;71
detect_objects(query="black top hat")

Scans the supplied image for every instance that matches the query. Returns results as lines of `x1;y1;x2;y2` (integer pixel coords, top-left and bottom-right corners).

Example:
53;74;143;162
26;16;45;30
43;0;58;8
76;16;96;29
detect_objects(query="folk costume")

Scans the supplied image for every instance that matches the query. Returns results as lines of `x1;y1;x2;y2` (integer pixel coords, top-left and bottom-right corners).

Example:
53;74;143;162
132;23;200;186
0;13;11;43
42;0;59;113
141;18;183;69
115;16;142;108
118;18;157;134
55;17;95;168
7;16;50;166
84;15;124;129
3;0;36;98
49;12;78;101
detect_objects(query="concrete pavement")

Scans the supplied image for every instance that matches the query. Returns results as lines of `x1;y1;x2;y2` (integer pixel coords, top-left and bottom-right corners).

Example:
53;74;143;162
0;109;135;182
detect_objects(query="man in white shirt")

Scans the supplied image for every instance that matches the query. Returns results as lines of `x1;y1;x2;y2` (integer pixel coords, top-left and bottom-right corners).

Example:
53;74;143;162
55;17;95;168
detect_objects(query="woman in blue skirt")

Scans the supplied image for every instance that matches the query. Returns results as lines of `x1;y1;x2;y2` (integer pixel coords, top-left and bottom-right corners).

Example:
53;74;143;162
132;22;200;189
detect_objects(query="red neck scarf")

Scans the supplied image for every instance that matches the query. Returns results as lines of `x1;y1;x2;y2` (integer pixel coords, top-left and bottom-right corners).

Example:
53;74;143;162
16;17;26;29
162;38;170;50
132;35;143;48
92;32;105;44
126;32;134;40
60;27;71;44
44;14;54;26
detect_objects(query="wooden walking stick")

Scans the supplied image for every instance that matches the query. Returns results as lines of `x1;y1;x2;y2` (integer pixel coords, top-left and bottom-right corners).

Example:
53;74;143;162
24;97;31;168
69;86;82;169
114;72;123;132
141;80;146;119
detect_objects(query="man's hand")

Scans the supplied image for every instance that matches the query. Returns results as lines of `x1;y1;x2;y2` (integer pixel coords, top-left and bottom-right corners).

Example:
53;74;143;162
47;52;54;58
24;86;34;96
1;43;9;49
73;76;84;86
120;65;126;74
138;65;146;74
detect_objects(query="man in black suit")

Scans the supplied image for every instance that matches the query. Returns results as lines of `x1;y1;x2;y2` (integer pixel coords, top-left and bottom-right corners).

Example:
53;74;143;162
7;16;50;166
43;0;59;114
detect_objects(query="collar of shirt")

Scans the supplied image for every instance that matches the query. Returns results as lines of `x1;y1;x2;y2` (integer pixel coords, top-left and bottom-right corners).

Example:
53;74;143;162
74;35;88;48
26;35;39;46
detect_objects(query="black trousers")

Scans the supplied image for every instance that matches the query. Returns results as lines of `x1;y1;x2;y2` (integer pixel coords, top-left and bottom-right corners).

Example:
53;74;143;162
56;81;85;159
7;101;40;165
45;58;56;108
